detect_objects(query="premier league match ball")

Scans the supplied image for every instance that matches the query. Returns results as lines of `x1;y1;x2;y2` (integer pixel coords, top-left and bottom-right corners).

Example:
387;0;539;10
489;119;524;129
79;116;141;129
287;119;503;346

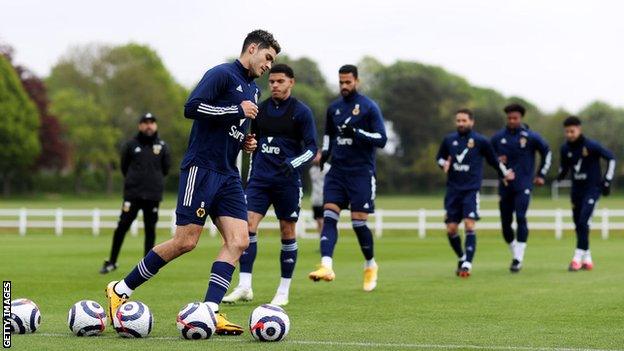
112;301;153;338
249;304;290;342
8;298;41;334
67;300;107;336
176;302;217;340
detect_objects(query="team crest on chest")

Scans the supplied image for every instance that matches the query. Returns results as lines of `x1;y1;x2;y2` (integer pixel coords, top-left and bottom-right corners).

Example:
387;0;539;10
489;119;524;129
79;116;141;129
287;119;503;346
152;144;162;155
582;147;589;157
352;104;360;116
519;137;527;148
467;138;475;148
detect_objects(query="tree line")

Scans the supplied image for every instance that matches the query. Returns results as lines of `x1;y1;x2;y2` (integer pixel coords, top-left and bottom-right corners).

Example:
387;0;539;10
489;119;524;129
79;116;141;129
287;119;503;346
1;42;621;196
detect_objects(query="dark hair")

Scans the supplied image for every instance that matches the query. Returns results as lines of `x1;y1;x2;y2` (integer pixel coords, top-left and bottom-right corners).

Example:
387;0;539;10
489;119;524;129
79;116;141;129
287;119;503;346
270;63;294;78
456;108;474;120
503;103;526;116
339;64;358;78
563;116;582;127
241;29;281;54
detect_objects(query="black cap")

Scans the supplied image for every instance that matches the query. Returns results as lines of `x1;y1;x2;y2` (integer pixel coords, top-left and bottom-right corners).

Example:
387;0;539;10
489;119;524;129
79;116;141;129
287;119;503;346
138;112;157;123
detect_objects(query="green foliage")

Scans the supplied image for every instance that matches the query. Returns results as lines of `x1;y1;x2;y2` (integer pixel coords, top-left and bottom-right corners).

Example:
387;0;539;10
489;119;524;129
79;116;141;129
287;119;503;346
0;55;41;193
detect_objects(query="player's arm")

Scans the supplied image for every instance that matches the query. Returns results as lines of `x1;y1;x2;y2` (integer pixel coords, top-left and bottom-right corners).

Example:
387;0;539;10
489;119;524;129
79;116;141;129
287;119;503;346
184;68;254;122
350;103;387;148
120;141;131;177
482;138;513;180
283;107;318;174
320;107;336;170
161;143;172;176
597;142;616;195
435;138;450;173
490;133;507;164
534;133;551;185
556;146;569;181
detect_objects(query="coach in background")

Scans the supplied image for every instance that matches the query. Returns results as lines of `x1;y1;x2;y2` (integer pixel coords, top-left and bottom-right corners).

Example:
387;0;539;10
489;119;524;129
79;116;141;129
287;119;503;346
491;104;551;273
100;113;171;274
556;116;615;272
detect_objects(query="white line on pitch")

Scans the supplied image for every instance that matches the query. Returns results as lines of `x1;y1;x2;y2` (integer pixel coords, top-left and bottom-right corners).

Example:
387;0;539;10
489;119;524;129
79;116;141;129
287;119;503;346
26;333;623;351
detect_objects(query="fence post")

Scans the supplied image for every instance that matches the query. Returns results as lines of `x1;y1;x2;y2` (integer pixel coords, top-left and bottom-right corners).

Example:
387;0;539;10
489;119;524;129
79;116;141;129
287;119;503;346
375;209;383;238
555;208;563;240
209;220;217;237
131;218;138;236
55;208;63;236
296;213;306;238
170;209;176;236
601;208;609;240
418;208;426;239
92;208;101;236
18;208;27;236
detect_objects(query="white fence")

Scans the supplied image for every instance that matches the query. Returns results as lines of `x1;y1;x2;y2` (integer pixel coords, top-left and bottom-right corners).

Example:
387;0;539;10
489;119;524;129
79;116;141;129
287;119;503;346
1;208;623;239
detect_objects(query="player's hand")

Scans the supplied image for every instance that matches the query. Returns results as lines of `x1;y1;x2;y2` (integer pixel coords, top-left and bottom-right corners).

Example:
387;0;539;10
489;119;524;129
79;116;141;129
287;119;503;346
279;162;295;177
443;156;451;173
337;125;355;137
533;176;545;186
243;134;257;153
240;100;258;119
602;180;611;196
320;151;330;171
504;169;515;182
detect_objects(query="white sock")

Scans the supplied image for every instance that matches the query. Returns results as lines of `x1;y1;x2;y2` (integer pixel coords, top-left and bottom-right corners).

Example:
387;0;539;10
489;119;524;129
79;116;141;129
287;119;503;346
206;302;219;313
583;250;593;263
514;242;527;262
238;272;252;289
509;240;517;256
461;261;472;269
114;280;133;297
573;249;585;262
460;254;467;262
321;256;333;269
365;258;377;268
276;278;291;296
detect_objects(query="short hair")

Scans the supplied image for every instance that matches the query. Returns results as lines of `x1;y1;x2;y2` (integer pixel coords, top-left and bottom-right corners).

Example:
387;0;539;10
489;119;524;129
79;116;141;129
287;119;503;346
503;103;526;116
563;116;582;127
270;63;294;78
339;64;358;78
241;29;281;55
456;108;474;120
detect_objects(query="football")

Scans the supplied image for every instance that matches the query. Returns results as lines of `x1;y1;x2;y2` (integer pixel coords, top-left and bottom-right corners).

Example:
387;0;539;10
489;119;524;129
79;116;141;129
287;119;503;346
8;298;41;334
176;302;217;340
249;304;290;342
112;301;153;338
67;300;107;336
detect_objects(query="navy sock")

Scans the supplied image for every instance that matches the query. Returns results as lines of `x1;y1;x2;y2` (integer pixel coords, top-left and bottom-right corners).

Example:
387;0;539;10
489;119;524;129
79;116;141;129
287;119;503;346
320;210;339;257
448;233;464;258
239;232;257;273
280;239;298;279
352;220;374;260
204;261;235;305
123;250;167;290
465;231;477;262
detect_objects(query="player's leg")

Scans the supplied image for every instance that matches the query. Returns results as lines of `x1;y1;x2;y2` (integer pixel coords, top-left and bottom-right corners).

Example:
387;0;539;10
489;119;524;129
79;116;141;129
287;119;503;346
510;190;531;272
498;189;516;256
313;205;324;233
346;171;378;291
569;193;582;271
101;200;140;274
309;171;345;282
570;192;599;271
458;190;480;277
444;190;465;275
141;200;159;257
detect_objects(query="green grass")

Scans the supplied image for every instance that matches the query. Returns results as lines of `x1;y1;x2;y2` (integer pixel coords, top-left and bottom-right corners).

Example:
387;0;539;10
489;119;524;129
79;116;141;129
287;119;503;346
2;227;623;350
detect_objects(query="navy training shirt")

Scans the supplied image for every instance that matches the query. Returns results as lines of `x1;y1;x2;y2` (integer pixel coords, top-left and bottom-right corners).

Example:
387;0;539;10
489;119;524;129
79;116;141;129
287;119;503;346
557;135;615;192
182;60;260;176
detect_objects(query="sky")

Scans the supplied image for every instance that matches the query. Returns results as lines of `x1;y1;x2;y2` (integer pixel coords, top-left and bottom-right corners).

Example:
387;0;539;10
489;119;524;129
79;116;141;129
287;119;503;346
2;0;623;112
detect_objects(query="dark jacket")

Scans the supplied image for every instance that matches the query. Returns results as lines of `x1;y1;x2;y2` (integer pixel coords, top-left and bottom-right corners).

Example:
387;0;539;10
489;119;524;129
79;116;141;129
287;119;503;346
121;132;171;201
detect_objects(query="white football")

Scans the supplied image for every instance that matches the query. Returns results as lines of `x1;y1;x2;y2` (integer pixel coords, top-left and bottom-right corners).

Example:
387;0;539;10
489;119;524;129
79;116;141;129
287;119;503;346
112;301;153;338
176;302;217;340
9;298;41;334
67;300;107;336
249;304;290;342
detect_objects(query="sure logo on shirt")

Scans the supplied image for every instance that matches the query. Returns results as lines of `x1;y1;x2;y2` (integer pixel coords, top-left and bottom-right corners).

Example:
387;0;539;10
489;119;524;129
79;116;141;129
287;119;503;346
261;143;281;154
337;137;353;145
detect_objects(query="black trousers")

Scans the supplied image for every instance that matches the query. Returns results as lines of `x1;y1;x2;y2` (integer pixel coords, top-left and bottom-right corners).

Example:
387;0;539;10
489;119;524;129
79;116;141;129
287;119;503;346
108;199;160;263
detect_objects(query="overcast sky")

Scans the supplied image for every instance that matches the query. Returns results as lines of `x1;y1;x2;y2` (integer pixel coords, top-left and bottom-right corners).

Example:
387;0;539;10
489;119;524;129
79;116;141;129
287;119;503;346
2;0;622;112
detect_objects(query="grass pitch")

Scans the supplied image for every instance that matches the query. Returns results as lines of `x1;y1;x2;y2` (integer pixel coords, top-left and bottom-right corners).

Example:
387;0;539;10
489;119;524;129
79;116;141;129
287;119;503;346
2;224;623;350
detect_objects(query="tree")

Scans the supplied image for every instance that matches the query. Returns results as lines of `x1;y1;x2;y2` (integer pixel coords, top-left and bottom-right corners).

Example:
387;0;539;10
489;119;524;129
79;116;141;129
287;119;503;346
50;89;120;193
0;55;41;196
